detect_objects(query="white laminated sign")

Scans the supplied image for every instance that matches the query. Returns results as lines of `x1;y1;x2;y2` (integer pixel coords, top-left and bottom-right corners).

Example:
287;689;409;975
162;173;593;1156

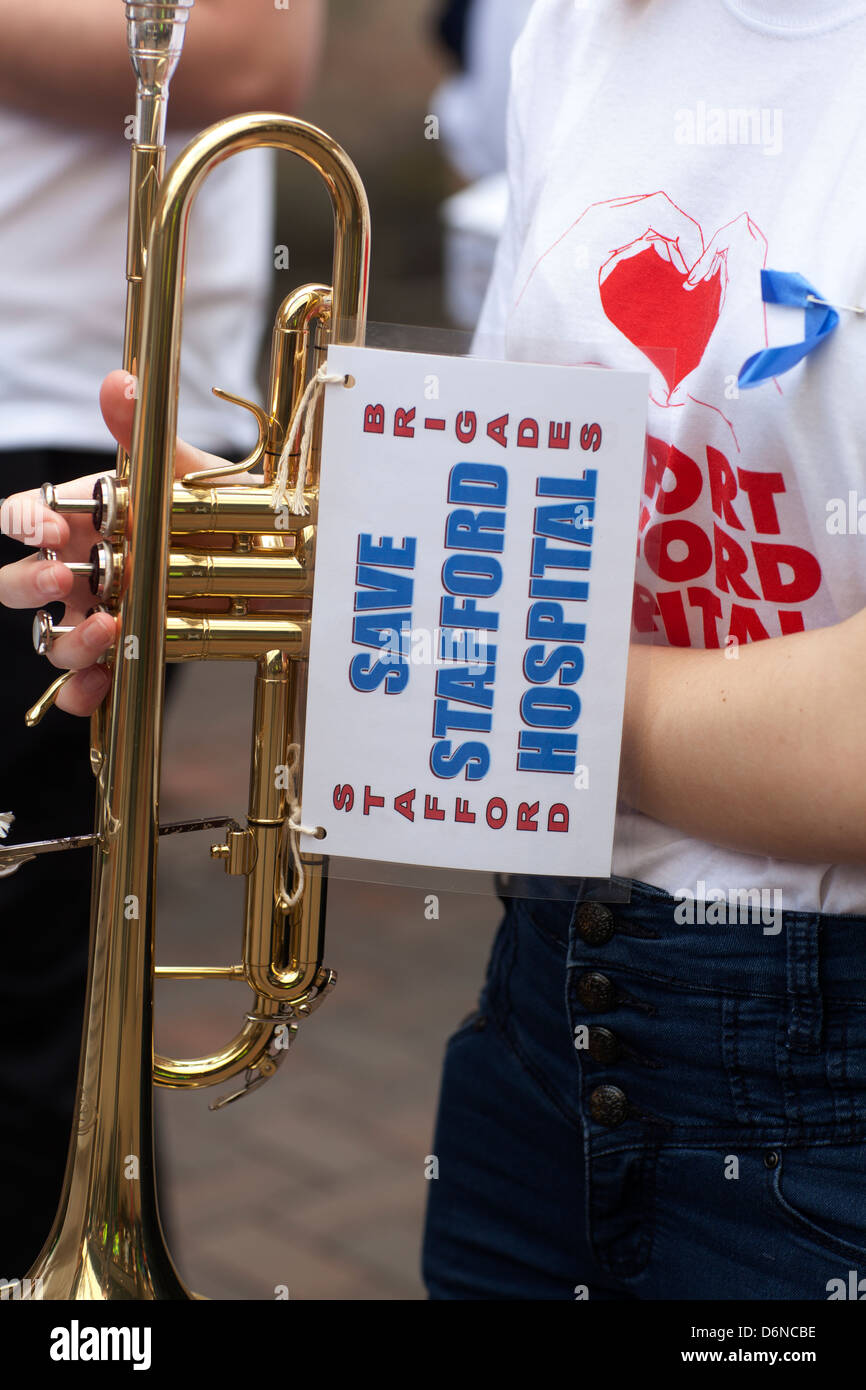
300;346;647;878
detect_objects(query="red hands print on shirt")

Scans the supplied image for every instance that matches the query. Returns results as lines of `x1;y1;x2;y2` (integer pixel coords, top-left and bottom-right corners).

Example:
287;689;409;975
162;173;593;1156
514;192;823;647
518;192;769;421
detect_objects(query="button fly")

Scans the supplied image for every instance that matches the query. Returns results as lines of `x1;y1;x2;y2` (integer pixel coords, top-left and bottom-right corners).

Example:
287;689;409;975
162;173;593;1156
588;1026;621;1064
589;1085;629;1128
576;902;615;946
577;971;616;1011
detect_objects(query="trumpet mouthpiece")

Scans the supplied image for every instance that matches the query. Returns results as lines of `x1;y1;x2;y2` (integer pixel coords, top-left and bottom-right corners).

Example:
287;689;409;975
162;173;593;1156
124;1;195;146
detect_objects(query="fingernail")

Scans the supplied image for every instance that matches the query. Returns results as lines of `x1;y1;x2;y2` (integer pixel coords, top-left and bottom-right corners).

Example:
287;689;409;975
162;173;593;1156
36;564;64;597
83;617;112;652
80;667;110;697
41;522;63;547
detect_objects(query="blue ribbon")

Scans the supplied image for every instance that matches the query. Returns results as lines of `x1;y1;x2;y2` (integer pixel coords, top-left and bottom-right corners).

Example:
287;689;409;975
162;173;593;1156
737;269;839;389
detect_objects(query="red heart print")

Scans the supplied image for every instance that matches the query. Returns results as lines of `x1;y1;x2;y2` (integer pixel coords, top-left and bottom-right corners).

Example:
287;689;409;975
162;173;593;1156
599;246;722;392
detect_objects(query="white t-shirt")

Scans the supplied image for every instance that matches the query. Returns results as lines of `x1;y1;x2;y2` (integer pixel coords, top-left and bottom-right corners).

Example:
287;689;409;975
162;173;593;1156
0;110;273;454
476;0;866;913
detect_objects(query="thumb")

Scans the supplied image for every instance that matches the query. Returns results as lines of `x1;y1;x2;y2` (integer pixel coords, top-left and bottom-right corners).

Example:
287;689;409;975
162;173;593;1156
99;369;137;452
98;370;244;481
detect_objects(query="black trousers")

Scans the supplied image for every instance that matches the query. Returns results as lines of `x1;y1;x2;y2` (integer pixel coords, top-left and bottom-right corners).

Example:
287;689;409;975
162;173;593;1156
0;447;181;1275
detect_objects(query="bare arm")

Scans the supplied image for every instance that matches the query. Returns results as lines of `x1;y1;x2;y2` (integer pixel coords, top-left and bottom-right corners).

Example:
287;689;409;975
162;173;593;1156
0;0;325;130
620;612;866;864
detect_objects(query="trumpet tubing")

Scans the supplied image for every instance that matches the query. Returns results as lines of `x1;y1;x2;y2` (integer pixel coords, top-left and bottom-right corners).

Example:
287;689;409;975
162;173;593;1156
4;1;370;1300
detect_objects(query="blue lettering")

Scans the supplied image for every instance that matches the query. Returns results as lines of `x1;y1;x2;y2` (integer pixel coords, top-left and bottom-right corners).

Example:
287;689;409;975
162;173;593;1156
430;740;491;780
523;644;584;686
448;462;508;508
517;731;578;774
520;688;581;729
442;553;503;598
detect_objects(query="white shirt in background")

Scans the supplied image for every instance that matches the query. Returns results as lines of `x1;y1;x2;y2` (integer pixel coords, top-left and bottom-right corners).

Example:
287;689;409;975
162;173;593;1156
0;110;274;455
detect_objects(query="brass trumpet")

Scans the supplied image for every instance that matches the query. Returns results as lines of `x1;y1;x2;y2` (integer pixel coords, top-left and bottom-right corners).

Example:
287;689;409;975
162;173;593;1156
0;2;370;1298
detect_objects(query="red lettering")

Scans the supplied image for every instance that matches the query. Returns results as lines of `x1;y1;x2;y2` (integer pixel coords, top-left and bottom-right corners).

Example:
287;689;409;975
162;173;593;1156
753;542;821;604
645;519;712;582
517;801;540;832
737;468;785;535
487;414;509;448
728;604;770;645
644;436;702;514
779;609;805;635
394;789;416;822
486;797;508;829
687;586;723;648
394;407;416;438
333;784;354;812
580;423;602;453
363;404;385;434
363;786;385;815
548;804;569;832
707;445;744;530
424;795;446;821
549;421;571;450
632;582;660;634
517;418;539;448
455;410;477;443
657;590;691;647
714;523;759;599
424;417;446;431
455;798;476;823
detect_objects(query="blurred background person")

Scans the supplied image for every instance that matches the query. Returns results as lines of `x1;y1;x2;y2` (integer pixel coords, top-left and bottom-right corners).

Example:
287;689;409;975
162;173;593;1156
0;0;324;1277
432;0;534;329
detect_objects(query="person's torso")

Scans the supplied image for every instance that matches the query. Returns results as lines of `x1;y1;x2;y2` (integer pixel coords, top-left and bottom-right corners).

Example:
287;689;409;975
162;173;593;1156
497;0;866;911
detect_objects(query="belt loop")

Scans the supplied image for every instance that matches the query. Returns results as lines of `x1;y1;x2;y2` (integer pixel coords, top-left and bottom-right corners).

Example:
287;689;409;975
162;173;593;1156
785;913;823;1052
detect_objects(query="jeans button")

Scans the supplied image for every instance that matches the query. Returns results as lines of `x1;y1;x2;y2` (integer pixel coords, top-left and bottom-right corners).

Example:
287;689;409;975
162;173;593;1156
576;902;615;946
577;971;616;1011
589;1084;629;1128
588;1025;621;1063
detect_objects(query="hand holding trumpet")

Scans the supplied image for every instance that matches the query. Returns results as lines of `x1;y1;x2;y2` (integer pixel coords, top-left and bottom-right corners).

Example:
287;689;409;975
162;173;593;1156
0;368;270;717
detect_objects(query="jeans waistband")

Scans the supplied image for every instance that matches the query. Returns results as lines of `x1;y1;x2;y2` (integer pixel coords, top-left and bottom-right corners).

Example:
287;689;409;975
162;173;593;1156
508;874;866;1008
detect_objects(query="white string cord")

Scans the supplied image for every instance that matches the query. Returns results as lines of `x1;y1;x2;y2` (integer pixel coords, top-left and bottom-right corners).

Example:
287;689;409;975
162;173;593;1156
272;365;347;517
280;744;322;909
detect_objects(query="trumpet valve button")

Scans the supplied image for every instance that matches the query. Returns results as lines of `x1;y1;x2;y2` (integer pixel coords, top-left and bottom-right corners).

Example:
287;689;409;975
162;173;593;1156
93;476;122;537
38;550;95;581
90;542;118;600
32;610;73;656
39;481;101;527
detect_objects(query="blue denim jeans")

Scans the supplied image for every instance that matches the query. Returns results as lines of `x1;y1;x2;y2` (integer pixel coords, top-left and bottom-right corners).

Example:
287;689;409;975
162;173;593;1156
422;878;866;1299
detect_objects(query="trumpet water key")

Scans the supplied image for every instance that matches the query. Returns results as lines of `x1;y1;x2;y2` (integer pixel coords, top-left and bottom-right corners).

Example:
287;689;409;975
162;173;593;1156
0;1;370;1299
